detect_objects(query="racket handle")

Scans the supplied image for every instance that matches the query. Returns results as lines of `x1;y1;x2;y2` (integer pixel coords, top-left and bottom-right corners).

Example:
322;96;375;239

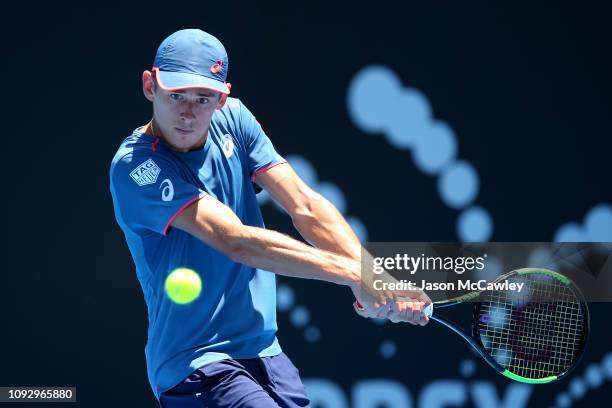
355;301;433;317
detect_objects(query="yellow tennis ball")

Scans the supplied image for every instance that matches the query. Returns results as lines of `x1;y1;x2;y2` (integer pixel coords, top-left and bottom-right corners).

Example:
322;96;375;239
164;268;202;304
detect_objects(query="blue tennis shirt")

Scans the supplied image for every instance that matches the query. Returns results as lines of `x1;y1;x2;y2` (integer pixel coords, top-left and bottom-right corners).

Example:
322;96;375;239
109;98;285;399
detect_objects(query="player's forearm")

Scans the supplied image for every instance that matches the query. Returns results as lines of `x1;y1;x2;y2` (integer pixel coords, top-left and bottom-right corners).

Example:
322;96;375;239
289;195;406;305
291;193;362;260
230;225;361;287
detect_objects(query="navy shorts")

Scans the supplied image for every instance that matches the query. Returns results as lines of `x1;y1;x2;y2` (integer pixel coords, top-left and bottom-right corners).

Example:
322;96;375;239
159;353;310;408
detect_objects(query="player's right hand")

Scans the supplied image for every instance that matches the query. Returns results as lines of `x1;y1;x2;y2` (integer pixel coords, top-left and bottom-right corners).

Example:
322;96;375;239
353;298;430;326
389;300;430;326
349;254;431;325
350;282;396;318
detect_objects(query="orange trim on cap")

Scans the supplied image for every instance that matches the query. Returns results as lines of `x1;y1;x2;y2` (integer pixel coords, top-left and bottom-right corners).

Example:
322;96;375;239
152;67;230;95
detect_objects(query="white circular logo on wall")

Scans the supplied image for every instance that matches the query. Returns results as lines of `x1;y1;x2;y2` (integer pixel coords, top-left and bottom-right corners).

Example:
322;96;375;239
160;179;174;202
221;134;234;158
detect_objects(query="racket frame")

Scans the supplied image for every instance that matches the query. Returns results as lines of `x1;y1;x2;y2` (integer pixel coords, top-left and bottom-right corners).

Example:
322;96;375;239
428;268;590;384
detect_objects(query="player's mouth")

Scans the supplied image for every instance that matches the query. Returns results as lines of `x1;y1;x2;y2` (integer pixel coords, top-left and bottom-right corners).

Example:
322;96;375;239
175;127;194;135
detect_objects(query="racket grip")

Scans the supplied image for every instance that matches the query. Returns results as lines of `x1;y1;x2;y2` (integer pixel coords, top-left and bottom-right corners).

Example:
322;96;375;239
356;300;433;317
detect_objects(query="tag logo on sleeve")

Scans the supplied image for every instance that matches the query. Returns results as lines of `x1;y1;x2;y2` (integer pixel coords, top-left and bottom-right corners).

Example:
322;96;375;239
130;158;161;186
221;134;234;158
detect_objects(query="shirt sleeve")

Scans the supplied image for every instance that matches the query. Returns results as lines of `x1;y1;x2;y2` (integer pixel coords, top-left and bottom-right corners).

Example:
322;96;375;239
238;101;286;184
110;152;207;236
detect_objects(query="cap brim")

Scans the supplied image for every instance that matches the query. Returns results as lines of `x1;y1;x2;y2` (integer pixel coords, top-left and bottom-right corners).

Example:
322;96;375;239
155;69;230;94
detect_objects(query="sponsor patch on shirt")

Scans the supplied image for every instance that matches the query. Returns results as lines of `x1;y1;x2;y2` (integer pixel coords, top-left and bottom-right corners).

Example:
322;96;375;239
130;158;161;186
221;134;234;158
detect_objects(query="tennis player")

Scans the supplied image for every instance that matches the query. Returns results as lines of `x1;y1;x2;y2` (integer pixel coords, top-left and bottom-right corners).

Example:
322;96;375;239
110;28;430;407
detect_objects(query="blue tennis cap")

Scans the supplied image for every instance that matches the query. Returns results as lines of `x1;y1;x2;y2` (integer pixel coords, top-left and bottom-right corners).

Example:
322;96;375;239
153;29;230;94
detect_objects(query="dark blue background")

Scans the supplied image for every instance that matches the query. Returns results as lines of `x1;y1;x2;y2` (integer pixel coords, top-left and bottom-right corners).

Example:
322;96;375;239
2;2;611;407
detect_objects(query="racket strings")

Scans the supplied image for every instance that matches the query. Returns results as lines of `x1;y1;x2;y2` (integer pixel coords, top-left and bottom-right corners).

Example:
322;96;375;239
477;274;585;379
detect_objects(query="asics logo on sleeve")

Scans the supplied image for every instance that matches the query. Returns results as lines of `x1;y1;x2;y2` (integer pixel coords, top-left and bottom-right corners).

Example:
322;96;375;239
221;134;234;158
130;158;161;186
160;179;174;202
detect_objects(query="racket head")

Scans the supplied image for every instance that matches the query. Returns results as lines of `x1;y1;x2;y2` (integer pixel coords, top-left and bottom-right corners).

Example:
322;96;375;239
472;268;589;384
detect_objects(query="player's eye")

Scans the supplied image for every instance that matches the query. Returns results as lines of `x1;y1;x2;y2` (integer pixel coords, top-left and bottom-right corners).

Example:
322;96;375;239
199;98;209;105
170;93;183;101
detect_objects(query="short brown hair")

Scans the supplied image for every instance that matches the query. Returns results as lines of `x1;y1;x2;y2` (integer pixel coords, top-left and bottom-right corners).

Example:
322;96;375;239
152;70;159;92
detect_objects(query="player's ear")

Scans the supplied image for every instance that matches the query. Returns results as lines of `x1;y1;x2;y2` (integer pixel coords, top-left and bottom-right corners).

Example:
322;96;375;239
216;83;231;110
143;70;155;102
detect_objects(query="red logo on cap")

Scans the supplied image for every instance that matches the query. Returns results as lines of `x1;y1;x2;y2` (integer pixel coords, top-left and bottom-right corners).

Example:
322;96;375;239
210;60;223;74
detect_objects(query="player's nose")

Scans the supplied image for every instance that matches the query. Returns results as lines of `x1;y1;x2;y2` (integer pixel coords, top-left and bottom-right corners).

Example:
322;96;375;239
180;107;196;121
180;101;198;118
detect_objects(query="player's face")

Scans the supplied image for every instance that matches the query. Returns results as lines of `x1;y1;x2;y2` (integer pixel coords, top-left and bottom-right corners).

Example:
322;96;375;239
152;87;223;152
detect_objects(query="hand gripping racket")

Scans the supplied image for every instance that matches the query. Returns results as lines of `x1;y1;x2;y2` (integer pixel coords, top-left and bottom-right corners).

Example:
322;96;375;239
362;268;590;384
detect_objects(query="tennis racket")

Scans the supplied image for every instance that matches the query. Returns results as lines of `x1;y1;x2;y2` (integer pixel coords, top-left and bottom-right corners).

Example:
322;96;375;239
360;268;590;384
